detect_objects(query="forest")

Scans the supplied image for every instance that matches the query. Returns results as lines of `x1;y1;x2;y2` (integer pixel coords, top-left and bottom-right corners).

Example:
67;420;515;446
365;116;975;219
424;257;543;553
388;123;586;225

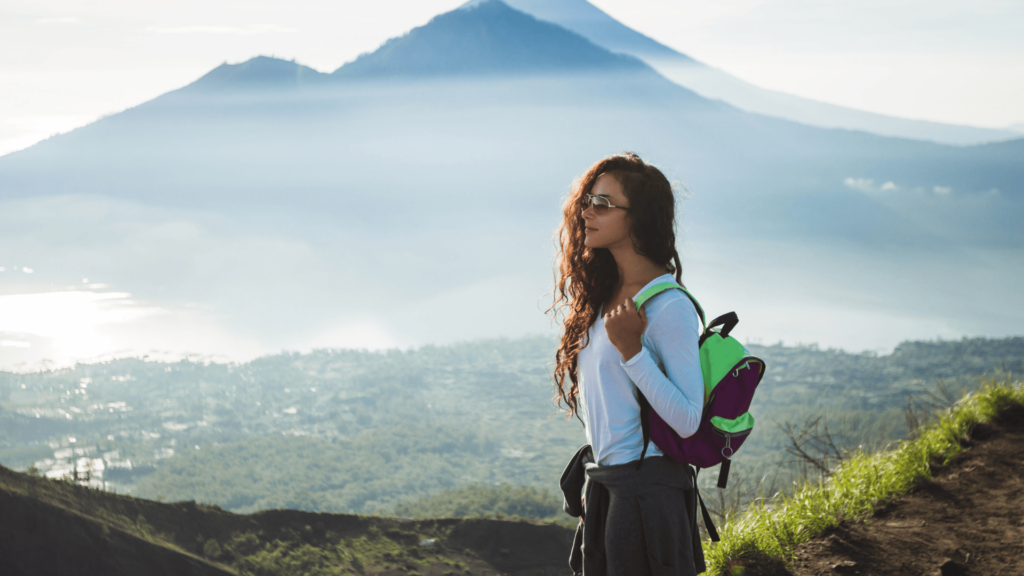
1;335;1021;521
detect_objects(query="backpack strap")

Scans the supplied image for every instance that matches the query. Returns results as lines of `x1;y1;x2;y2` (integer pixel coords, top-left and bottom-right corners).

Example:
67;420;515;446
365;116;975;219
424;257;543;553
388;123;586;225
702;312;739;347
694;473;721;542
636;390;651;470
632;282;704;471
688;467;710;573
717;457;731;489
633;282;706;331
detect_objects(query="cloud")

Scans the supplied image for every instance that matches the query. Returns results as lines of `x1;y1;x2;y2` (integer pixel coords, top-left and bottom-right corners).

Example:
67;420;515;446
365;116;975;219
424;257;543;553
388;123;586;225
846;178;958;196
145;24;297;35
1;340;31;348
843;177;875;192
844;177;900;193
36;17;79;25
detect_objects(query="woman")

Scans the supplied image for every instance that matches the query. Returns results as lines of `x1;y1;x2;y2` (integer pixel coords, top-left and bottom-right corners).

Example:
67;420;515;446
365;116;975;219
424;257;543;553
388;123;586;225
552;152;704;575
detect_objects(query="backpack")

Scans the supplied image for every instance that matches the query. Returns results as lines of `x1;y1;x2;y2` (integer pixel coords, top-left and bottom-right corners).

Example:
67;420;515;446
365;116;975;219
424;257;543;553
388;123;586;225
633;281;766;542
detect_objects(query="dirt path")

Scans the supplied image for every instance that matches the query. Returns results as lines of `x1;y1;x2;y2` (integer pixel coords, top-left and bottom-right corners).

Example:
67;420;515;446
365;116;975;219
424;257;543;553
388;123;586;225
770;402;1024;576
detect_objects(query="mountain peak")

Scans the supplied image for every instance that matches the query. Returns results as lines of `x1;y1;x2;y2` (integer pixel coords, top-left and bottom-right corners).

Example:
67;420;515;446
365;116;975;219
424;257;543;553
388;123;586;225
457;0;503;10
334;0;645;78
502;0;693;61
189;56;328;92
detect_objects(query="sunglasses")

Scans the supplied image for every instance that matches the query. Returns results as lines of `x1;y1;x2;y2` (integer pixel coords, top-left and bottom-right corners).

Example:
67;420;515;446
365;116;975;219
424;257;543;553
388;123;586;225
583;194;628;214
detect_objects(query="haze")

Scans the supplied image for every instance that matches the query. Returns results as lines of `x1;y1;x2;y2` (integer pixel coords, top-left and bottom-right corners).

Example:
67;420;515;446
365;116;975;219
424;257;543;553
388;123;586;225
1;0;1022;370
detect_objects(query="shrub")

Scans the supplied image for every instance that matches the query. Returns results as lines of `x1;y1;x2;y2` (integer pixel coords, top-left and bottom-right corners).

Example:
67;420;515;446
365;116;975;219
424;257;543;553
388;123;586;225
203;538;223;558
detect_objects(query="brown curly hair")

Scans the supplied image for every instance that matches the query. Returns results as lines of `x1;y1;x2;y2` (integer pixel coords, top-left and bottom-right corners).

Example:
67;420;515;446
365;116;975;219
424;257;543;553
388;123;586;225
549;152;683;421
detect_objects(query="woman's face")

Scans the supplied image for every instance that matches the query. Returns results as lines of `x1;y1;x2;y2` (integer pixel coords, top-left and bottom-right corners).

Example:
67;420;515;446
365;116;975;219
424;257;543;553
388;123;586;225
582;174;632;251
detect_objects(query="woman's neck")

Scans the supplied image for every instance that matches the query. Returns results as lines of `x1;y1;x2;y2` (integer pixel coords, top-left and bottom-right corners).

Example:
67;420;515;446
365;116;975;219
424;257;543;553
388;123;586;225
609;244;668;292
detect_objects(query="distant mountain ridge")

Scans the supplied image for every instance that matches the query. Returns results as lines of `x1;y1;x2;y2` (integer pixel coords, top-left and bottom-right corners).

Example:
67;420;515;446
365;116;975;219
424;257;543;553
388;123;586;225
501;0;1019;145
335;0;643;78
127;0;1019;146
185;0;652;93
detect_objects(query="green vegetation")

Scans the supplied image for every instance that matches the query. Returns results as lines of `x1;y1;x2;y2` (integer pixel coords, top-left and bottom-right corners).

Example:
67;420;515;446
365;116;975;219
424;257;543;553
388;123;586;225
394;483;563;521
701;372;1024;574
1;335;1022;525
136;425;505;514
3;335;1022;574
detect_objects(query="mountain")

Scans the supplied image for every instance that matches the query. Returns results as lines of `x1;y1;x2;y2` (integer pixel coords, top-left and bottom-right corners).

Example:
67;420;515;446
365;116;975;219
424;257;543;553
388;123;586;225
0;0;1021;359
335;0;643;78
158;2;655;93
501;0;1019;145
189;56;330;92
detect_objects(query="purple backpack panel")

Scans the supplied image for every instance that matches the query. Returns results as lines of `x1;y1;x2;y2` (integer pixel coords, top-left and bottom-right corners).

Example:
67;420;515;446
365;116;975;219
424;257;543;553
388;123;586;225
648;361;763;468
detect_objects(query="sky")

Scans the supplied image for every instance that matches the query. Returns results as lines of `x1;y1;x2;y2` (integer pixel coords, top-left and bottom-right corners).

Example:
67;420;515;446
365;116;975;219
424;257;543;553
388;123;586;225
2;0;1023;157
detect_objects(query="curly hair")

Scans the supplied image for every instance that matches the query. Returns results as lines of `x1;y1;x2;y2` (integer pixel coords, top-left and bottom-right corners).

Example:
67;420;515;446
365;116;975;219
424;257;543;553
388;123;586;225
549;152;683;421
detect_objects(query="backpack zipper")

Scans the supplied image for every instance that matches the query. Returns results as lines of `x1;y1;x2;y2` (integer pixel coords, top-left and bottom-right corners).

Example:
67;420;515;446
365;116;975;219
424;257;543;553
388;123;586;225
732;360;750;378
712;426;752;458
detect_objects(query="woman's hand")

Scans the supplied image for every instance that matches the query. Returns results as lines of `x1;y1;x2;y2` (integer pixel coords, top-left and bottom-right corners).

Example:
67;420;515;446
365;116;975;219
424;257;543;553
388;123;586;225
604;297;647;362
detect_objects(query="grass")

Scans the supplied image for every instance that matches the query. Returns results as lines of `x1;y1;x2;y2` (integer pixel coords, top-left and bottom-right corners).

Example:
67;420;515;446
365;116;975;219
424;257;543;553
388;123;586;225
701;372;1024;575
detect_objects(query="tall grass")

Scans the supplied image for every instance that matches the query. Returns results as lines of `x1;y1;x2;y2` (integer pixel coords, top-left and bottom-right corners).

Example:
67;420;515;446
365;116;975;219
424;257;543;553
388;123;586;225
701;373;1023;575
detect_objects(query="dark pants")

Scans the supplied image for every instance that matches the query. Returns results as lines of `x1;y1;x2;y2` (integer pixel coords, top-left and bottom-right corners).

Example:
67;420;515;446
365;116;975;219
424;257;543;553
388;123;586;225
580;456;701;576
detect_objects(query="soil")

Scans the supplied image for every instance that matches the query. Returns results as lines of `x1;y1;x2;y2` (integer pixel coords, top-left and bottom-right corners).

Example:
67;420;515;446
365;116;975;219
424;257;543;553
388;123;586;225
738;402;1024;576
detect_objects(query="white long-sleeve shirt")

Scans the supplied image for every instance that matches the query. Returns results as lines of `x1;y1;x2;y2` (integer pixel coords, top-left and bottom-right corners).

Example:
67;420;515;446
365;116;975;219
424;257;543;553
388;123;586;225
578;273;704;466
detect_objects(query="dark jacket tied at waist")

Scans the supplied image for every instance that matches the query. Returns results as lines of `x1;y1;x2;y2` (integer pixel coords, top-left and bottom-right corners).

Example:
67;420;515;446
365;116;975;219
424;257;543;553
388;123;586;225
560;445;705;576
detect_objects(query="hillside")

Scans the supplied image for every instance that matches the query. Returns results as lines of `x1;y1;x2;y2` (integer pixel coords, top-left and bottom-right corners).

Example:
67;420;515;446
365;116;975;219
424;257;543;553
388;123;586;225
739;401;1024;576
0;462;574;576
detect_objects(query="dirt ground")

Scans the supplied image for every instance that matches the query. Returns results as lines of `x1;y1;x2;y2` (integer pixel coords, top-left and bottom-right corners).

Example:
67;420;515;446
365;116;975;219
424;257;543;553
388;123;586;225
741;402;1024;576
